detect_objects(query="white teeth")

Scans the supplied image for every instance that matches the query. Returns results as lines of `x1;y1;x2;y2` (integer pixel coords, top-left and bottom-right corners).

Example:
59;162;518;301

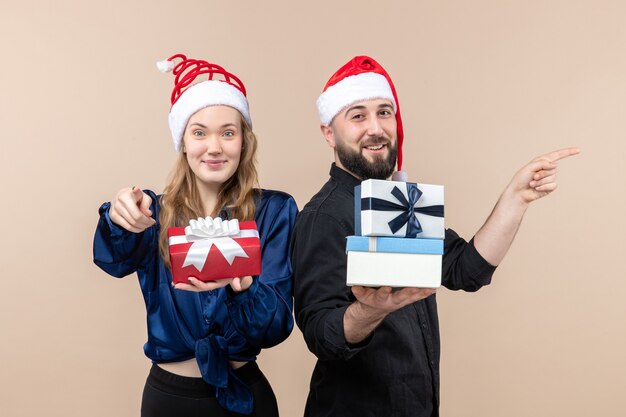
366;144;384;150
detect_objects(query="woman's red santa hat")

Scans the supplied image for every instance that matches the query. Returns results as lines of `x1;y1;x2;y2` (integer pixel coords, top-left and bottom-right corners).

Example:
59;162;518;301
316;55;405;171
157;54;252;151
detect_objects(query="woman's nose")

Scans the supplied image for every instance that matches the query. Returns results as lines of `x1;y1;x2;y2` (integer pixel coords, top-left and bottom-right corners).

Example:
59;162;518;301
205;137;222;154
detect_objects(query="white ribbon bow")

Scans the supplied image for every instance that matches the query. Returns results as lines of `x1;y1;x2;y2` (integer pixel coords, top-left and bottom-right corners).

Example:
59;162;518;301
168;217;259;272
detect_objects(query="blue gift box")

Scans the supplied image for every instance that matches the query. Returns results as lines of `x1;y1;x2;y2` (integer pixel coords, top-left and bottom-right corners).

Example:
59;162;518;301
346;236;444;255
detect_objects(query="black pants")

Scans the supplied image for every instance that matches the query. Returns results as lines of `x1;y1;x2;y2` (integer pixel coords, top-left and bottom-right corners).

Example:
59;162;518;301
141;362;279;417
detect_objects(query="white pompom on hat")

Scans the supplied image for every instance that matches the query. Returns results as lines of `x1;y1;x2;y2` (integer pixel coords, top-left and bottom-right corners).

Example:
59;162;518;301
157;54;252;151
316;56;405;171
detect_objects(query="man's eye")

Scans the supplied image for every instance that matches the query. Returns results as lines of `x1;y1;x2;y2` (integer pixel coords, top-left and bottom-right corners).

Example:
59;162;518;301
379;110;391;116
351;114;364;120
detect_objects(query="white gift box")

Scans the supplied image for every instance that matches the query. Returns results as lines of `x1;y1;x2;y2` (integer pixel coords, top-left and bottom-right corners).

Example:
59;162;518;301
346;236;443;288
355;179;444;239
347;252;442;288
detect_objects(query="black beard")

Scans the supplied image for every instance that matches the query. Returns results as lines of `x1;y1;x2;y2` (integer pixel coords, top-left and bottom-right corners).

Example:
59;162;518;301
336;140;397;180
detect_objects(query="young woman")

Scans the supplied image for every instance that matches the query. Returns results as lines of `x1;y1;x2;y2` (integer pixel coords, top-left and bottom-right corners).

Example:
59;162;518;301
93;54;297;417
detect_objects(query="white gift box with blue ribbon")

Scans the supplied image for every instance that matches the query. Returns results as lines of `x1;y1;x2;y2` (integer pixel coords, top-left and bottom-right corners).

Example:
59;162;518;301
355;179;444;239
346;236;443;288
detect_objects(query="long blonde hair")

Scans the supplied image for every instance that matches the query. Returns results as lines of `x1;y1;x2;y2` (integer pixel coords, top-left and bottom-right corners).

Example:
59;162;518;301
158;114;259;268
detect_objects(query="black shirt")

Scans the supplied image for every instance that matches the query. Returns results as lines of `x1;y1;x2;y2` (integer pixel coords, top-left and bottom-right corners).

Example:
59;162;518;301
292;164;497;417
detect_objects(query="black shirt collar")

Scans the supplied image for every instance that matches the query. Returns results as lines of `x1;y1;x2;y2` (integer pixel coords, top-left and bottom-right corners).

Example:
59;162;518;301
329;163;361;190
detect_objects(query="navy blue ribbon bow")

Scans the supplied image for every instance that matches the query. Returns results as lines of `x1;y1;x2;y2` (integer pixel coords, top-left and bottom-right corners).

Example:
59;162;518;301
361;183;444;238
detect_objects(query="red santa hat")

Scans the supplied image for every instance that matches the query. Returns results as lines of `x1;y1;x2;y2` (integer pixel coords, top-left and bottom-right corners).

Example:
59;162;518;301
157;54;252;151
316;56;405;171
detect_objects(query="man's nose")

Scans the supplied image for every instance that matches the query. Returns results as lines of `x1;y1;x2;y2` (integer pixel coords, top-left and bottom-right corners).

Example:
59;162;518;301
366;117;383;136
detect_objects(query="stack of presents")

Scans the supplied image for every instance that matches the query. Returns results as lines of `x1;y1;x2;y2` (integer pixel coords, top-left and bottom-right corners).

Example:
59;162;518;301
347;178;444;288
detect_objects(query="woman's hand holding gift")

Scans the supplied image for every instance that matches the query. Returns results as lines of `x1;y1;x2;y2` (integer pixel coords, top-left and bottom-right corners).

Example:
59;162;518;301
174;275;254;293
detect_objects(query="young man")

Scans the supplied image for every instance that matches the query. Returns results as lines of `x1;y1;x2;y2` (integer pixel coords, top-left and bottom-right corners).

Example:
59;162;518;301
291;56;579;417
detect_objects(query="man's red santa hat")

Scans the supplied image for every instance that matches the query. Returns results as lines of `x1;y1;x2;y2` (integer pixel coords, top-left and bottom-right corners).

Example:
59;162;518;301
316;56;405;171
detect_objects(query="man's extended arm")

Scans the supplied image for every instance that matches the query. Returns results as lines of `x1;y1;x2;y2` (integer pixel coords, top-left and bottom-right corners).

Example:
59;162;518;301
346;147;580;344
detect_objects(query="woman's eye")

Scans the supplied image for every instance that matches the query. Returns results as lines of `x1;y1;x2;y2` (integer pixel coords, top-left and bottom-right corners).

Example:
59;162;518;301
223;130;234;137
192;130;205;137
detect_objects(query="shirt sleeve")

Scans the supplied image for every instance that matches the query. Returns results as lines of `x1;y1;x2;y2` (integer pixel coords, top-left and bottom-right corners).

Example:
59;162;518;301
225;196;298;349
442;228;497;291
292;211;368;361
92;190;159;278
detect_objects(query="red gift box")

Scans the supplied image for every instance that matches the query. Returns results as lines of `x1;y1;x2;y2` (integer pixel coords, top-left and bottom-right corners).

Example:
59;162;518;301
167;220;262;284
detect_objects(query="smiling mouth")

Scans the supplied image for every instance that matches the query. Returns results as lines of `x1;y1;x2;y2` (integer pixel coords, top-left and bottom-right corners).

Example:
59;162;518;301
363;143;387;151
204;160;226;168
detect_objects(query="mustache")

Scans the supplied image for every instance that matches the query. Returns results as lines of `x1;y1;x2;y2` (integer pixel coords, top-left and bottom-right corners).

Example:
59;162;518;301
361;137;391;147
